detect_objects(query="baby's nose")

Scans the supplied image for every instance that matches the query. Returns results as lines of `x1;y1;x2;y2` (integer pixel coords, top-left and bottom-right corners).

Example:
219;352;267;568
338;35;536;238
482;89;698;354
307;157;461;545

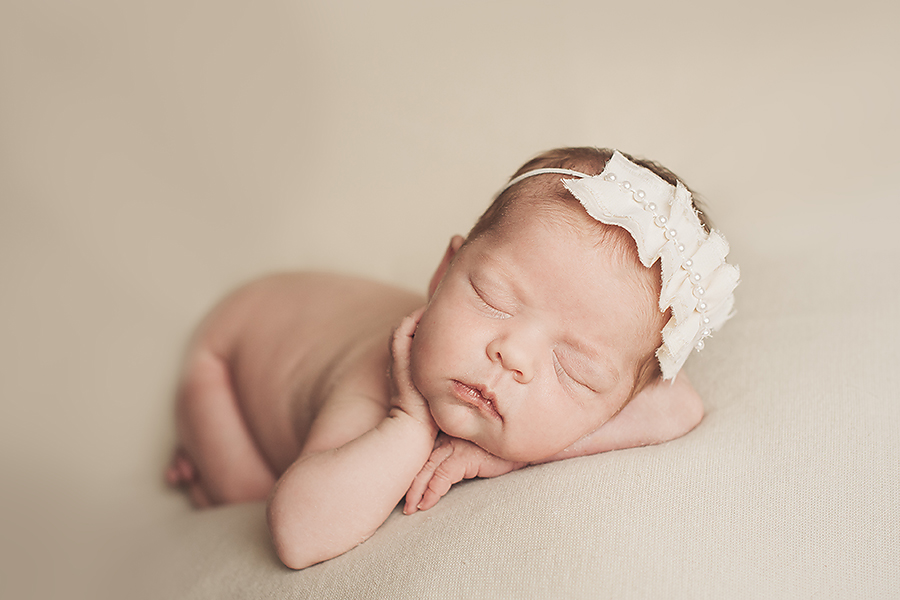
486;337;534;384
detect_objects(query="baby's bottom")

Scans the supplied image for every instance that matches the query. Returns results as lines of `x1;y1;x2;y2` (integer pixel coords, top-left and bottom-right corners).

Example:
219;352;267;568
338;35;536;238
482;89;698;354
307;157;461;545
165;348;276;506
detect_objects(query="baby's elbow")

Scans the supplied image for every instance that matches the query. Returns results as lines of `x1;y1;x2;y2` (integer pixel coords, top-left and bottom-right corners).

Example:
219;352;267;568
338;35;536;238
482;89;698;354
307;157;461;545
266;503;322;569
273;539;316;571
267;496;319;569
667;372;705;439
267;493;364;570
676;388;704;439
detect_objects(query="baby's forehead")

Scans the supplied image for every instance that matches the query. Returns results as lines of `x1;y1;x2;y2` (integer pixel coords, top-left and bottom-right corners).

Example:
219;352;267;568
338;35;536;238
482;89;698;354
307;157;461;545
476;207;664;340
495;198;651;275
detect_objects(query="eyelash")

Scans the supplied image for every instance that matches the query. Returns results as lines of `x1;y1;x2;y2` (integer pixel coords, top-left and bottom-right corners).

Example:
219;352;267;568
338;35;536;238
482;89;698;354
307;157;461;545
553;352;593;393
468;278;596;393
471;282;509;318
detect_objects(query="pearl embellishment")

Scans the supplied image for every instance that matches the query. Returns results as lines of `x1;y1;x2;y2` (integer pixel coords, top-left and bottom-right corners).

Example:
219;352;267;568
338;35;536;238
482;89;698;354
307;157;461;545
607;168;715;355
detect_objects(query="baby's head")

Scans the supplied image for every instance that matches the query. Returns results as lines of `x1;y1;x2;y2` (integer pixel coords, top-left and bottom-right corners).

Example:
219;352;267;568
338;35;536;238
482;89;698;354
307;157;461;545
410;147;738;462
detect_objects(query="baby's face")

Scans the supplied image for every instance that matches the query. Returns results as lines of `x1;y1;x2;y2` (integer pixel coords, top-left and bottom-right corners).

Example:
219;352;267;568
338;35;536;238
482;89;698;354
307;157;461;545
410;204;662;462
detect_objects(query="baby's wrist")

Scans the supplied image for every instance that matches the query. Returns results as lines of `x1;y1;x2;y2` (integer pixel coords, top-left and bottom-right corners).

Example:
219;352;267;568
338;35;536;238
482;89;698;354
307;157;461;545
388;406;439;443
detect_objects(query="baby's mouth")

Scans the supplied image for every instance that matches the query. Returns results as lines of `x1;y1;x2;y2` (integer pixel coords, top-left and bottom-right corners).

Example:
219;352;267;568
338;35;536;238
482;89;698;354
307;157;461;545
452;380;502;421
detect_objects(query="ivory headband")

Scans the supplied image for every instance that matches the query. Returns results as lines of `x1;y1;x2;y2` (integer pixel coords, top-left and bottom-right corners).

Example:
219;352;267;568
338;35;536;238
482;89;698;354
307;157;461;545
503;151;739;379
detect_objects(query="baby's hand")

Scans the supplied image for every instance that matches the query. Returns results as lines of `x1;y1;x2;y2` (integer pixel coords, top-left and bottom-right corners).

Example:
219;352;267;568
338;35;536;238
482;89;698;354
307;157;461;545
403;433;527;514
389;307;438;436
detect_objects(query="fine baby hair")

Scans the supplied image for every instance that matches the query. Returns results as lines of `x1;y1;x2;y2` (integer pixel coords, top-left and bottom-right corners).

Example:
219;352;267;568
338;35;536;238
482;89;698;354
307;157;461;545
471;147;739;382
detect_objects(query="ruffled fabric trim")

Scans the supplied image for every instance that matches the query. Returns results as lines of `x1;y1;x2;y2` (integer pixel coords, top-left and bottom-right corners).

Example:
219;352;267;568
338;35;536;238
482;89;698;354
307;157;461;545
562;151;739;379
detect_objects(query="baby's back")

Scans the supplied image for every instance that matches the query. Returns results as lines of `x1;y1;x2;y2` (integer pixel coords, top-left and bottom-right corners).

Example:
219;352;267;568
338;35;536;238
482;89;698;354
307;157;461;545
193;272;424;473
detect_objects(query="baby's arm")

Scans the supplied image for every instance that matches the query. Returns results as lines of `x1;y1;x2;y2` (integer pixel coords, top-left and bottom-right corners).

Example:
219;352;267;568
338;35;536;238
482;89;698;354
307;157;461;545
266;310;438;569
405;372;702;512
543;371;703;461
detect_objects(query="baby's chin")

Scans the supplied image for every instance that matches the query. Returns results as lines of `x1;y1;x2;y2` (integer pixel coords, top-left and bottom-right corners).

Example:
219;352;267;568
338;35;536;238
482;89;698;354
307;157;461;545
475;429;581;463
434;419;553;463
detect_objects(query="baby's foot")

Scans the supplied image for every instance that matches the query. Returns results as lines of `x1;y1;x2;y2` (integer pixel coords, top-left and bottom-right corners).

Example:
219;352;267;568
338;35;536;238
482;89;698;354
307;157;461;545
165;447;196;487
165;448;213;507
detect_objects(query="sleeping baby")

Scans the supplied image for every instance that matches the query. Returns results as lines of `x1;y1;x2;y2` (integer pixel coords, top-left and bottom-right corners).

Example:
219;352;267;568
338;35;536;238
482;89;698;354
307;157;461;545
165;147;739;569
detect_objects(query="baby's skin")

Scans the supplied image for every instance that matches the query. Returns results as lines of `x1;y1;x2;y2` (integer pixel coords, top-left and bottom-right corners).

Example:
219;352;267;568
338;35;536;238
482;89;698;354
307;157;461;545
166;202;704;569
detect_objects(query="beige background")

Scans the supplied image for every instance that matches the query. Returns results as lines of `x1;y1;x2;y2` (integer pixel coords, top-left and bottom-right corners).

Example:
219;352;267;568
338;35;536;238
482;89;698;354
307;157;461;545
1;1;898;598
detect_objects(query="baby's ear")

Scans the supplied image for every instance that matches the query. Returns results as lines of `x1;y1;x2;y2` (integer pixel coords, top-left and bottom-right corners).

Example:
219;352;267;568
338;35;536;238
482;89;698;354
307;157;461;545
428;235;465;298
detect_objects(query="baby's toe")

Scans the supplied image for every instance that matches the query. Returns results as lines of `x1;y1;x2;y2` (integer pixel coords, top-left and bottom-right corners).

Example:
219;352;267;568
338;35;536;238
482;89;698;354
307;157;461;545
165;448;196;486
177;454;195;481
164;464;181;486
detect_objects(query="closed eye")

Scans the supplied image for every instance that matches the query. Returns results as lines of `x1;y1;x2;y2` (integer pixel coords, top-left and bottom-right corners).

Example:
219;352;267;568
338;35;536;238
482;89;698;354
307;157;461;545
553;351;595;393
470;280;510;319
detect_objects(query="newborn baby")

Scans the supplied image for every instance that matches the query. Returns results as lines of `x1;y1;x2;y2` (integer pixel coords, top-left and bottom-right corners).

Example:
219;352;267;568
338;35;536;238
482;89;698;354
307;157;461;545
165;147;739;569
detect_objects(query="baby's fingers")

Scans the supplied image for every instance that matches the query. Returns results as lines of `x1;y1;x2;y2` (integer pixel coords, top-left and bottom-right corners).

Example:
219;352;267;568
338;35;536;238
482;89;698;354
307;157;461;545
417;466;458;512
390;306;426;391
404;441;454;514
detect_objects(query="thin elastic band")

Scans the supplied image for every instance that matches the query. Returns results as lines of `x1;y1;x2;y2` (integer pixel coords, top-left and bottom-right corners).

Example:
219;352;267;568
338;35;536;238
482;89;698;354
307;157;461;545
500;168;592;194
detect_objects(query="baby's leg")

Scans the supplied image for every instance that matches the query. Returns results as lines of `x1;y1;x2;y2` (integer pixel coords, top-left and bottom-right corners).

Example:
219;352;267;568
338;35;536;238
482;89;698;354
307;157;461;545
166;347;276;506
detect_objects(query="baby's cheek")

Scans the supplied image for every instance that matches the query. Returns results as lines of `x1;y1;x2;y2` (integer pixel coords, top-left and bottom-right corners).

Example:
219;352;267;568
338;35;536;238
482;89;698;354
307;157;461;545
408;338;448;419
425;400;461;437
